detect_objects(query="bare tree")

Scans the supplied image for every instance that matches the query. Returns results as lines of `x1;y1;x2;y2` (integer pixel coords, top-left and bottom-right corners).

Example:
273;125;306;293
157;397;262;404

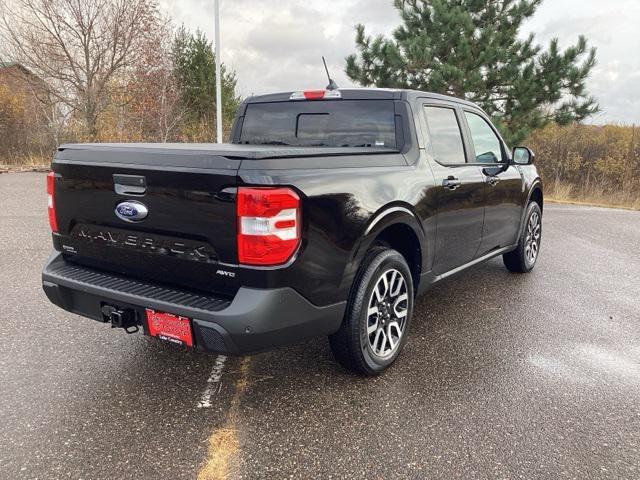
128;17;186;142
0;0;159;139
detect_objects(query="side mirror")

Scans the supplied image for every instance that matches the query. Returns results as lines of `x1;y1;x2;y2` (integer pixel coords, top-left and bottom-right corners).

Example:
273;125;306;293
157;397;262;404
512;146;535;165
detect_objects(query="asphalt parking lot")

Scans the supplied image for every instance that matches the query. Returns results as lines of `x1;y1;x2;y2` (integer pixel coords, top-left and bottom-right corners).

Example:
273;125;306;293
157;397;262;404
1;172;638;479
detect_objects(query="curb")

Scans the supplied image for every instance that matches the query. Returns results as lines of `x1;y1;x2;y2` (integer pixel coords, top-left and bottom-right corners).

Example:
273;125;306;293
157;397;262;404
547;198;639;212
0;166;51;174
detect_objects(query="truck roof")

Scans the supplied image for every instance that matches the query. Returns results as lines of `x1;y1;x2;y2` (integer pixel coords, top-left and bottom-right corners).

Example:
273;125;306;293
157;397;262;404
244;87;479;109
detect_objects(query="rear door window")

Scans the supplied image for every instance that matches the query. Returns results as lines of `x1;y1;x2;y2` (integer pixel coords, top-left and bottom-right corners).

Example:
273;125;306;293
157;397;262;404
239;100;397;148
423;106;466;165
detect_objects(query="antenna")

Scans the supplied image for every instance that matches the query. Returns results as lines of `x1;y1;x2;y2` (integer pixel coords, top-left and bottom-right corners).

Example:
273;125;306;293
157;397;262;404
322;56;339;91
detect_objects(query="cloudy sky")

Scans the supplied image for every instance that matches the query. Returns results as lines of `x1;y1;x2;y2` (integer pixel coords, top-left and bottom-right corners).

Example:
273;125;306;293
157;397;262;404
161;0;640;124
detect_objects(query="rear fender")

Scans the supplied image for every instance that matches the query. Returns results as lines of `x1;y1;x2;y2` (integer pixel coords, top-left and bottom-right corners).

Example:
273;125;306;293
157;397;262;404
339;204;427;294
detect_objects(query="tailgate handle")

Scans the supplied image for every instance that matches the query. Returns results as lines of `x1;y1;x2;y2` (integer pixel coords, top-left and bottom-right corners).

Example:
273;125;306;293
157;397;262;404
113;174;146;195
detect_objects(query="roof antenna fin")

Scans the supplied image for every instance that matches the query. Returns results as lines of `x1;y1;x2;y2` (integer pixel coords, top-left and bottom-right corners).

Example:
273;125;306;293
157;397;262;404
322;56;339;91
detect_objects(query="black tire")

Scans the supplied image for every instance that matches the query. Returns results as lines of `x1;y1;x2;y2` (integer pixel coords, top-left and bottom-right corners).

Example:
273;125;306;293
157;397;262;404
329;247;414;376
503;201;542;273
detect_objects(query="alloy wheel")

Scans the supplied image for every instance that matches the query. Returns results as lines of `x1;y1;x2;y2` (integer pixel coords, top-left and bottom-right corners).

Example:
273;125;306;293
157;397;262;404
366;268;409;359
524;211;541;265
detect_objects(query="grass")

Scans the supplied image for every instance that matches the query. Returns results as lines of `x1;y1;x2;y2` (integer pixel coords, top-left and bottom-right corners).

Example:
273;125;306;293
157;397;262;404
0;153;51;172
545;178;640;211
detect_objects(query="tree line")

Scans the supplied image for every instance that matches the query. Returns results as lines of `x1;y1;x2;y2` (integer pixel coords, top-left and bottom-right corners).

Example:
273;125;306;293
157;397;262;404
528;123;640;208
0;0;240;162
1;0;636;208
0;0;603;151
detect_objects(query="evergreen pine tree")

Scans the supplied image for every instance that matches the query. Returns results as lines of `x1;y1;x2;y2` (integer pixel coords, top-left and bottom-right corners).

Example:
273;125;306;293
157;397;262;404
346;0;598;145
172;27;240;132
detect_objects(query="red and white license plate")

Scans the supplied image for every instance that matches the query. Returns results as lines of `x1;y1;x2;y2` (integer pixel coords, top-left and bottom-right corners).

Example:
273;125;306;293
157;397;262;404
145;309;193;347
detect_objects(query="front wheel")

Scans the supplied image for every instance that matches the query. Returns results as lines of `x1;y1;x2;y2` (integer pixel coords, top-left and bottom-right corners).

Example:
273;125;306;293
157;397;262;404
329;247;414;376
503;201;542;273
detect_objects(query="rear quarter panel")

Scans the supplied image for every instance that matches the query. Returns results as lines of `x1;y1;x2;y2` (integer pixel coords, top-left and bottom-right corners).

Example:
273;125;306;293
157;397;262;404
237;155;437;306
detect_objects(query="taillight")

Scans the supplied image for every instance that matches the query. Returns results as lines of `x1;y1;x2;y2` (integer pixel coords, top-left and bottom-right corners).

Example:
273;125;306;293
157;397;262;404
237;187;301;266
47;172;58;232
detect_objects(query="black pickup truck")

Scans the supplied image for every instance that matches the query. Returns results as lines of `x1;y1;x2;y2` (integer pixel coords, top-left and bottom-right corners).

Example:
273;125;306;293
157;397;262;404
42;88;543;375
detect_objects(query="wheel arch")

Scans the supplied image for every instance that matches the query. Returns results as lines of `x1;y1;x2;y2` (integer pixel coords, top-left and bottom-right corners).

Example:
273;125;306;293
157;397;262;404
529;184;543;212
345;204;426;294
516;180;544;240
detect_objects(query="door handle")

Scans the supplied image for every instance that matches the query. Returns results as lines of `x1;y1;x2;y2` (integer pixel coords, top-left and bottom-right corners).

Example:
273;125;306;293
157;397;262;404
113;174;147;195
442;176;462;190
486;176;500;187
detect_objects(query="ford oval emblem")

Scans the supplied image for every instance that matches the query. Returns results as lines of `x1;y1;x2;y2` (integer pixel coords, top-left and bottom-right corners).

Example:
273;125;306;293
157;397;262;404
115;201;148;222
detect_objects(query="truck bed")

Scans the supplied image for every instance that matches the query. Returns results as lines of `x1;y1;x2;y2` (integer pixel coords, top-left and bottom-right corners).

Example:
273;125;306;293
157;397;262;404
57;142;397;160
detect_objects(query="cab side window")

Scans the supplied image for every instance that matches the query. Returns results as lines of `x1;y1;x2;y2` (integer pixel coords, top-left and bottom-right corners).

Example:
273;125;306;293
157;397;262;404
464;111;503;163
423;106;466;165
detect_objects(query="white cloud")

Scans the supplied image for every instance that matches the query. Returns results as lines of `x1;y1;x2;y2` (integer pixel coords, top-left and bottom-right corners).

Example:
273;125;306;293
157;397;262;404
161;0;640;124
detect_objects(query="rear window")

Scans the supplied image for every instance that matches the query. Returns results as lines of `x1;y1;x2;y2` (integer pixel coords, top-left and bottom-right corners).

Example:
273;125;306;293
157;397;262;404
423;106;466;165
239;100;397;148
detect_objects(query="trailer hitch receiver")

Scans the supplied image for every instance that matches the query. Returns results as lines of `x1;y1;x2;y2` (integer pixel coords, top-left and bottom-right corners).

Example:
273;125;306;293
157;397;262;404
101;304;139;334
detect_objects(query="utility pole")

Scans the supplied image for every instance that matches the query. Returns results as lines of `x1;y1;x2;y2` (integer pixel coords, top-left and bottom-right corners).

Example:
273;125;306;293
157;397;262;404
214;0;222;143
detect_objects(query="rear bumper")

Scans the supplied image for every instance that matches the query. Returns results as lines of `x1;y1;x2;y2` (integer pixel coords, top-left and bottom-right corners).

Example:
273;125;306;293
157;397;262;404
42;253;346;354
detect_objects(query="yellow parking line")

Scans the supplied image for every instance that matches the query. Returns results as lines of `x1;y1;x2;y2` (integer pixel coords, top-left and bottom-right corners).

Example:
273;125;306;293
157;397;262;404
197;356;251;480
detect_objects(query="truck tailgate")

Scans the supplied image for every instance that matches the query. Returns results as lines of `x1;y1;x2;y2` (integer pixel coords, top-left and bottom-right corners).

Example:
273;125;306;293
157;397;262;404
52;145;241;296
